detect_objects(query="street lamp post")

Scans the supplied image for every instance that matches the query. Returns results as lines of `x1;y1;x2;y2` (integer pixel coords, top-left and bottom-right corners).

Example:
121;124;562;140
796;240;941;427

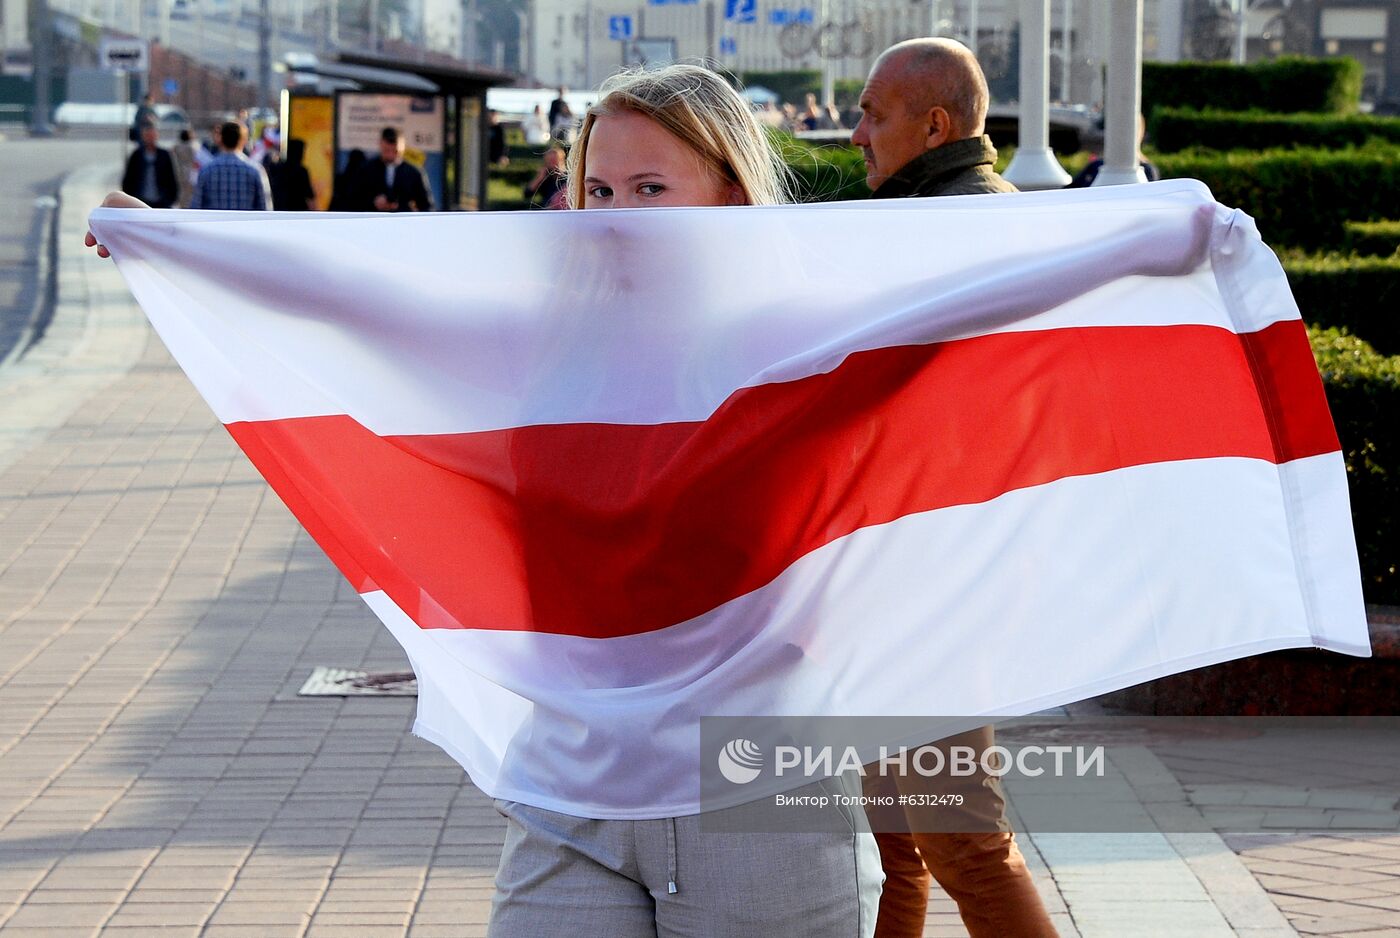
1235;0;1247;63
1094;0;1146;185
257;0;271;107
1003;0;1071;189
1060;0;1072;102
30;0;55;136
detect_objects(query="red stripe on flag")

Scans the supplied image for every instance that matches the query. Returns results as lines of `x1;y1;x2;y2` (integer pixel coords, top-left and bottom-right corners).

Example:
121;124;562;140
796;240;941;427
1240;321;1342;463
225;320;1337;639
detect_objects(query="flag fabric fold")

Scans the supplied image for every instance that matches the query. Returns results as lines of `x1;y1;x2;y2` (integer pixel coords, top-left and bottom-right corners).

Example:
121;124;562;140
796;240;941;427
89;180;1370;818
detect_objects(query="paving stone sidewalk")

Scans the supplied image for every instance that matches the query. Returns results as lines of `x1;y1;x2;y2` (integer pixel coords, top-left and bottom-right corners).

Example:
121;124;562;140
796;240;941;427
0;163;1385;938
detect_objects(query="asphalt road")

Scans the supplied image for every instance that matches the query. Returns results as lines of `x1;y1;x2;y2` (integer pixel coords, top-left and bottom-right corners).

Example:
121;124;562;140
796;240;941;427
0;133;122;364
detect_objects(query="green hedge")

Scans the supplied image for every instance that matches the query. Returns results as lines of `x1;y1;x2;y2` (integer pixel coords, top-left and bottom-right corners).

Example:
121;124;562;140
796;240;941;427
1346;220;1400;257
773;141;1095;203
1150;107;1400;153
1156;143;1400;249
1311;327;1400;603
739;70;822;107
1284;252;1400;355
1142;57;1363;115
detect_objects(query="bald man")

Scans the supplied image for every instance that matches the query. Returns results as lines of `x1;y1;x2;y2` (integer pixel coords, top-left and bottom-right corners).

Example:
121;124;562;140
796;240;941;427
851;37;1016;198
854;39;1056;938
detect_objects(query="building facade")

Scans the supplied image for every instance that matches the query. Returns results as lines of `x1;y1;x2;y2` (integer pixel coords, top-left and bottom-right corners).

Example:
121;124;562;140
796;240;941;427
527;0;1185;104
526;0;1396;106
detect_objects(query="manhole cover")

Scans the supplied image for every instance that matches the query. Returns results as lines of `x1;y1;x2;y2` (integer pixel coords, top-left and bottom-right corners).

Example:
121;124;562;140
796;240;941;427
298;667;418;697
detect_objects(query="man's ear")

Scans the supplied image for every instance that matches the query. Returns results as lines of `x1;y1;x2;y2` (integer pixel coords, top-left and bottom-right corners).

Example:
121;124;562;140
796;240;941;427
925;106;954;150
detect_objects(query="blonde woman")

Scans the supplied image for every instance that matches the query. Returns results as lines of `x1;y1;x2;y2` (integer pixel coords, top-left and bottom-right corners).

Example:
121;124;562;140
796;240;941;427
486;64;883;938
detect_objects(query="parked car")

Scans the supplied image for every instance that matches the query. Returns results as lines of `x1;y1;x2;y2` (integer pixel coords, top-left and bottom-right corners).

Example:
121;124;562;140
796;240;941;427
54;103;191;136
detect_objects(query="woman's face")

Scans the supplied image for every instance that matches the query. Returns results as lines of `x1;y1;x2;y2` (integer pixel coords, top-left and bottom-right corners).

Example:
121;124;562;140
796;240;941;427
582;109;743;210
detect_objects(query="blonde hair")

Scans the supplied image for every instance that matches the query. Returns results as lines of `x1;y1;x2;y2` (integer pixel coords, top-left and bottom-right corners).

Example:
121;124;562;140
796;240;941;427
566;64;788;209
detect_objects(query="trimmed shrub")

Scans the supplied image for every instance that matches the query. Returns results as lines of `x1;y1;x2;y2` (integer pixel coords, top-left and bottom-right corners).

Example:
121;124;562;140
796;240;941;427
1155;143;1400;248
491;164;538;187
1150;107;1400;153
1142;56;1363;115
1283;251;1400;355
1310;326;1400;603
486;175;529;211
1346;220;1400;257
739;70;822;107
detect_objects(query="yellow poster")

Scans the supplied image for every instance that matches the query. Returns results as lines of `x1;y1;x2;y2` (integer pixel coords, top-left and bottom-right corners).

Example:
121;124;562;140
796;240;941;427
283;94;335;211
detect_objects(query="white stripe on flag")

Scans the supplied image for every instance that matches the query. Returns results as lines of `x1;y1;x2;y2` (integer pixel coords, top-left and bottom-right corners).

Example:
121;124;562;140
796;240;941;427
368;454;1367;818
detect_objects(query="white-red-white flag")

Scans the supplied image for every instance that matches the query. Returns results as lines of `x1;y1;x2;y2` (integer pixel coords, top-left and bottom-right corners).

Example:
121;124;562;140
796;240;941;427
90;180;1370;817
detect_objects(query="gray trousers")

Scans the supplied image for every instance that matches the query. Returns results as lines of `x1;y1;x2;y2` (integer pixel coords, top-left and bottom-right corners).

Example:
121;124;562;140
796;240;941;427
487;798;883;938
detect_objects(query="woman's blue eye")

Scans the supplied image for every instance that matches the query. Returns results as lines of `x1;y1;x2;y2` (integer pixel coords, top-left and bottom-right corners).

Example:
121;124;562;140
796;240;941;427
588;186;613;199
639;184;665;196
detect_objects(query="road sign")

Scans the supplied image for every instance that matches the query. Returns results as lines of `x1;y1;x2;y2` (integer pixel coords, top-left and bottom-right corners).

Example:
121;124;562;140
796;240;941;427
719;37;738;55
98;38;149;73
162;77;178;96
725;0;756;23
608;15;633;40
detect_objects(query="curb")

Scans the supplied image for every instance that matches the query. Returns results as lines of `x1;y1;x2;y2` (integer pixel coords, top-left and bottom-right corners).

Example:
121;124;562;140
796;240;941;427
0;164;150;476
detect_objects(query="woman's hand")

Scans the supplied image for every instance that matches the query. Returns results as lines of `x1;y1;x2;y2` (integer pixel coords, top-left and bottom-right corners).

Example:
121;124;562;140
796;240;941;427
84;191;150;258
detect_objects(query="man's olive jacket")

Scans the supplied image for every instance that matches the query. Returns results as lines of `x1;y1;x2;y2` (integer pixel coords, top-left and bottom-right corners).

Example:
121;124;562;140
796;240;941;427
869;135;1018;199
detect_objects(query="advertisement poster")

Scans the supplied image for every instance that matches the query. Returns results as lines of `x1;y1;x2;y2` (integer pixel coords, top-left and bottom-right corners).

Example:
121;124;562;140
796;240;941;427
336;93;446;211
284;95;334;211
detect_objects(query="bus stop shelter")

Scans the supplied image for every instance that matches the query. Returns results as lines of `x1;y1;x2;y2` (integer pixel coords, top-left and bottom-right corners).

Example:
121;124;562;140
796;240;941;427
281;52;514;211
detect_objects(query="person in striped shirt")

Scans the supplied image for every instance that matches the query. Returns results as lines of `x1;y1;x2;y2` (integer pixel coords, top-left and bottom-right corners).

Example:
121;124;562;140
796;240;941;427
190;121;274;212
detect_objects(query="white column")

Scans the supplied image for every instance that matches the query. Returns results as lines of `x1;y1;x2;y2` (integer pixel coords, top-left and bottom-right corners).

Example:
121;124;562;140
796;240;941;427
1234;0;1247;64
1059;0;1072;102
1093;0;1147;185
1003;0;1070;190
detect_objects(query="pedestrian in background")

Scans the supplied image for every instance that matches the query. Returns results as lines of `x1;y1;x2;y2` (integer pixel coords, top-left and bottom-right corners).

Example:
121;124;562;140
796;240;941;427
273;139;317;211
1067;113;1160;188
523;104;551;147
129;92;156;142
360;127;433;213
488;110;509;167
547;86;569;131
171;128;200;208
190;121;273;211
549;90;576;144
522;147;566;209
329;149;368;211
120;119;178;209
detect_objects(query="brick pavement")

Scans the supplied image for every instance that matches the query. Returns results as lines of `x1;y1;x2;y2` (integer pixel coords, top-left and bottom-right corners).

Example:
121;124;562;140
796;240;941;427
0;161;1391;937
1226;835;1400;937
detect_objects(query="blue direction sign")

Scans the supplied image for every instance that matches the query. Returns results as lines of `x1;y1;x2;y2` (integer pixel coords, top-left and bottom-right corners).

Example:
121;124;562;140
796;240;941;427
608;15;633;40
162;77;178;96
725;0;756;23
719;37;737;55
